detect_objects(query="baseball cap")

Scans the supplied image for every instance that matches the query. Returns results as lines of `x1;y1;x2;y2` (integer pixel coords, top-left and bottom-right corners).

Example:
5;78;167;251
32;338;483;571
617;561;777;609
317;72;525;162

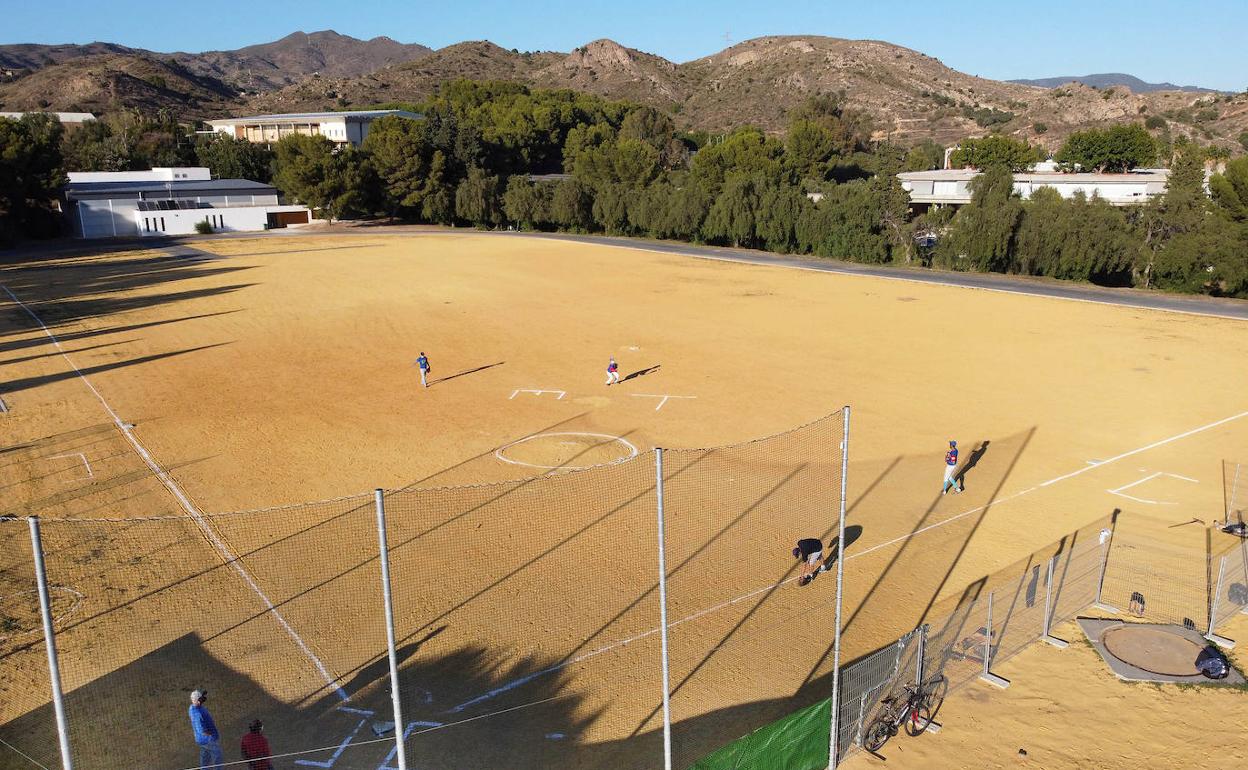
792;547;801;558
191;689;207;703
949;440;957;447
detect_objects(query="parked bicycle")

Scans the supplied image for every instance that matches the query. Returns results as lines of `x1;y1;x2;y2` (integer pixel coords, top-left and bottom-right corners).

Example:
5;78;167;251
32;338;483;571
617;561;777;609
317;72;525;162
862;674;948;752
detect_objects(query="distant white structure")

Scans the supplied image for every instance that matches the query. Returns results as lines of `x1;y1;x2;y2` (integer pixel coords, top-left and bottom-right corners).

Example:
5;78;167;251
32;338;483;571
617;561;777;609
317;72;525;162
206;110;422;147
897;168;1170;208
63;167;309;238
67;167;211;184
0;111;96;124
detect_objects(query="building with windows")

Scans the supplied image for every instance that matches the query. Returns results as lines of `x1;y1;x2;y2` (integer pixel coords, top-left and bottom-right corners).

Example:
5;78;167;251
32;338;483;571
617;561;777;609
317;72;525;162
63;167;310;238
206;109;421;147
897;167;1170;209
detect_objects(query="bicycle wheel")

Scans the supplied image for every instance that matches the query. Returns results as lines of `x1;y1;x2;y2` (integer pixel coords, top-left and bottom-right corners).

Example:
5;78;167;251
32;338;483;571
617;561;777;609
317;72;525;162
863;717;895;752
919;675;949;725
904;702;933;736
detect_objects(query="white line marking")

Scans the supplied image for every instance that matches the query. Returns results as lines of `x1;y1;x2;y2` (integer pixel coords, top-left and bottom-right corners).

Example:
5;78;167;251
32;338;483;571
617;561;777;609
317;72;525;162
2;284;349;703
377;722;444;770
0;395;8;413
294;718;366;767
1107;471;1199;505
1039;411;1248;487
630;393;696;412
46;452;93;479
0;587;85;641
509;388;566;400
448;407;1248;712
337;707;375;716
494;431;640;470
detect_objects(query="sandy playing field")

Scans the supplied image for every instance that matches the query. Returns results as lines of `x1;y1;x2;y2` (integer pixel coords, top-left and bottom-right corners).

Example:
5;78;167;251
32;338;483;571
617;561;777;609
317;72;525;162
1;231;1245;769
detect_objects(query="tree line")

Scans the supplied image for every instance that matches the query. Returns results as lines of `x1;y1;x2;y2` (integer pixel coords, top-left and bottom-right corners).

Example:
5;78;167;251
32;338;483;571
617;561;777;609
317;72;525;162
1;82;1245;297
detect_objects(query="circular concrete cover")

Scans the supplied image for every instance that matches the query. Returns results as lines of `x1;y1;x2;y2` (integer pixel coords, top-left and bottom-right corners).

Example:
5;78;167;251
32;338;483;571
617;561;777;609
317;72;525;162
1101;625;1205;676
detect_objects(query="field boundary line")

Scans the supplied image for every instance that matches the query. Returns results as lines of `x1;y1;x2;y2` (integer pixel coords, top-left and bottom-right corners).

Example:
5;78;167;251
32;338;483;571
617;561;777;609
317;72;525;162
1;284;349;703
448;406;1248;712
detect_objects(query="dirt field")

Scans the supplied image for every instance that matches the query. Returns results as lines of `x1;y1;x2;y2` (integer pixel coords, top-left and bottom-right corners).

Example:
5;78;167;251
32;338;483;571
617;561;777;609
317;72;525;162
1;231;1245;770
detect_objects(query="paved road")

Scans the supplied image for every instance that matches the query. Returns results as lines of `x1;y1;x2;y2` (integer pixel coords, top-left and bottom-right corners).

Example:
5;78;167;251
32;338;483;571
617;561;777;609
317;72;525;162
8;225;1248;320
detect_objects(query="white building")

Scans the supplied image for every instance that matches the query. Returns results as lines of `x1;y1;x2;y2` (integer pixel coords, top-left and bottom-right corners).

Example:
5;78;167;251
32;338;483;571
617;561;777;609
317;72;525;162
206;110;421;147
63;168;309;238
897;168;1170;208
1;111;96;124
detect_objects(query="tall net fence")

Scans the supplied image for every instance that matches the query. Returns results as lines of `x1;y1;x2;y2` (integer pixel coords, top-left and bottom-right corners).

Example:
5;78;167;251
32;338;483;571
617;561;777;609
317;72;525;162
833;628;920;759
662;412;845;770
1097;531;1209;629
1225;460;1246;524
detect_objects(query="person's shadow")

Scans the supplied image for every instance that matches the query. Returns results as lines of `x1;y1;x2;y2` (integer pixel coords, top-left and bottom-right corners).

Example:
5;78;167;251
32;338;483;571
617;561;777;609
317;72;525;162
621;364;661;383
954;440;991;492
820;524;864;571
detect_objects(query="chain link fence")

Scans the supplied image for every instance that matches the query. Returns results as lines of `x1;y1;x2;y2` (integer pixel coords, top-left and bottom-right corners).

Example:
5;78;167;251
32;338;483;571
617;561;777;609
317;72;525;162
7;432;1247;770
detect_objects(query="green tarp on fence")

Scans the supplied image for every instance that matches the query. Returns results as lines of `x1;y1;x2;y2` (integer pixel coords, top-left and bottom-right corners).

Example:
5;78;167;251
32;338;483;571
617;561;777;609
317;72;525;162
687;698;831;770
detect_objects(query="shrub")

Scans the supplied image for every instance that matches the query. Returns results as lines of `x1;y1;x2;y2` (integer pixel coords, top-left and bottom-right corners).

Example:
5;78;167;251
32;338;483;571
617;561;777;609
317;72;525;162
194;220;212;234
1144;115;1166;130
1032;122;1048;134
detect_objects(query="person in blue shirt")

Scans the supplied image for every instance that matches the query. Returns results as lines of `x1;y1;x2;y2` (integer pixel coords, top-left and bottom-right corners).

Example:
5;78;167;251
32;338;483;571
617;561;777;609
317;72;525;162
188;689;223;768
942;440;962;495
415;352;431;388
605;357;620;386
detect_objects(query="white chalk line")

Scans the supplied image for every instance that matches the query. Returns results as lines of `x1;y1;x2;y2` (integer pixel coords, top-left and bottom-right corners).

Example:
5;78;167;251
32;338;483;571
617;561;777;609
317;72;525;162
494;431;639;471
1;285;349;703
46;452;94;479
449;406;1248;712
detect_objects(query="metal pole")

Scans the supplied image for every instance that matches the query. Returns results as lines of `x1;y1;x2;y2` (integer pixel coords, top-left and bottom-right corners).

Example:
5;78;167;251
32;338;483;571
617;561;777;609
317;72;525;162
915;624;926;689
29;516;74;770
1042;556;1055;637
828;406;851;769
374;490;407;770
1207;556;1225;636
655;449;673;770
983;591;994;678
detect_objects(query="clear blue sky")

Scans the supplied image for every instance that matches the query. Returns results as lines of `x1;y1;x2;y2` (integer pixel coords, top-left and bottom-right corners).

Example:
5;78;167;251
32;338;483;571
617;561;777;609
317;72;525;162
5;0;1246;91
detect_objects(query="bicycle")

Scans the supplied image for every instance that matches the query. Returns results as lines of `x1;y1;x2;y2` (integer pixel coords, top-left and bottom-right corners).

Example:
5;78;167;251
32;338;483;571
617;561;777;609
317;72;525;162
862;674;948;753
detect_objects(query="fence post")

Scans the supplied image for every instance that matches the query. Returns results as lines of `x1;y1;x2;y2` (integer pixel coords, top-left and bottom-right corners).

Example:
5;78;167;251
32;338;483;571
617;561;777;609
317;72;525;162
374;490;407;770
914;624;926;689
29;516;74;770
655;449;673;770
828;406;851;769
1092;529;1120;614
979;591;1010;689
1042;554;1069;648
1205;555;1236;647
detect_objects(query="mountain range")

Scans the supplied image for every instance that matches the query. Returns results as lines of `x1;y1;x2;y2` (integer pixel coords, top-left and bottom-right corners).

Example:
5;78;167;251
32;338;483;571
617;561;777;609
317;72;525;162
1009;73;1218;94
1;31;1244;152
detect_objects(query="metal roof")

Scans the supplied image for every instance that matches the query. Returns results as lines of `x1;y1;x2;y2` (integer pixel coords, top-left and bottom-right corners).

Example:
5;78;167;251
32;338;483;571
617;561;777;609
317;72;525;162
1;111;96;122
65;178;276;198
207;110;421;125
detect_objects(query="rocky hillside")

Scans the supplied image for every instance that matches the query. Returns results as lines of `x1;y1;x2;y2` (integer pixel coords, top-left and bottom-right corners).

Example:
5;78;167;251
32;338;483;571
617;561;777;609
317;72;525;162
3;32;1245;153
250;35;1248;152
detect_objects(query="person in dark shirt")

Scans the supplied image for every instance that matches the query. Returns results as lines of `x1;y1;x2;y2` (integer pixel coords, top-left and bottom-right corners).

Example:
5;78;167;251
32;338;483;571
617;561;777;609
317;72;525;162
942;440;962;495
240;719;274;770
793;538;825;586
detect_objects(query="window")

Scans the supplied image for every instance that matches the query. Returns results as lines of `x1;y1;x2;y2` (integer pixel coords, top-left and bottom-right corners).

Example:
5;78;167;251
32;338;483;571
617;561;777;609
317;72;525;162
143;218;150;233
160;217;166;232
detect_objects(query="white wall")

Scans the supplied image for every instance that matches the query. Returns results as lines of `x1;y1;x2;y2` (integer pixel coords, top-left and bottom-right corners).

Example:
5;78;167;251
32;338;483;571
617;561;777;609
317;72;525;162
133;205;309;237
68;168;211;183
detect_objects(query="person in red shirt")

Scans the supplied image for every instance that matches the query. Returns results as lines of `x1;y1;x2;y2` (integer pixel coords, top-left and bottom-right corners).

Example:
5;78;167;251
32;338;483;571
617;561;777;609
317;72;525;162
240;720;273;770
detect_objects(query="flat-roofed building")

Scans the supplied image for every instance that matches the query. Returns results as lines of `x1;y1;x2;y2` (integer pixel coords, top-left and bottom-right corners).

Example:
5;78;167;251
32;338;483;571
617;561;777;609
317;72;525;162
897;168;1170;208
64;169;310;238
1;111;96;125
206;110;421;147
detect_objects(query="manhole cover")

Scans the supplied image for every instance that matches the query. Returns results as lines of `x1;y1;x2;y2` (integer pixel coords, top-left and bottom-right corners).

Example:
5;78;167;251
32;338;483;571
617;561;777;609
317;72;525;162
1101;625;1205;676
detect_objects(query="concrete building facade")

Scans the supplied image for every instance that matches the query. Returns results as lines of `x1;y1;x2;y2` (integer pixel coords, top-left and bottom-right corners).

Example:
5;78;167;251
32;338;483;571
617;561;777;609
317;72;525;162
206;110;421;147
64;168;309;238
897;168;1170;208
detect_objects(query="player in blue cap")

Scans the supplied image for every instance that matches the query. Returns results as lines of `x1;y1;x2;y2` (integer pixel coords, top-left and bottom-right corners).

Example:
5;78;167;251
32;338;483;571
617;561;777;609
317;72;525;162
942;440;961;495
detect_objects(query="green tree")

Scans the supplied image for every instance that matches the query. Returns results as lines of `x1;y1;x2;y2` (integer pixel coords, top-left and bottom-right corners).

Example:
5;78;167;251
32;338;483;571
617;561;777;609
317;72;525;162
272;134;374;221
941;164;1022;272
1210;156;1248;222
502;175;550;229
611;138;660;187
549;177;595;231
454;167;503;227
794;181;891;262
1056;124;1157;172
755;182;808;252
948;135;1042;172
195;135;273;182
618;106;675;150
0;113;65;240
691;127;786;188
591;183;629;234
1134;145;1207;290
703;176;759;247
61;120;133;172
902;140;945;172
